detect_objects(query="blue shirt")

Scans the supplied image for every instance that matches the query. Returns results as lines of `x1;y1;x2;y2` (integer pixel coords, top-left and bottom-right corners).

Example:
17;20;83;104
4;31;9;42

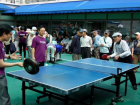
94;35;101;47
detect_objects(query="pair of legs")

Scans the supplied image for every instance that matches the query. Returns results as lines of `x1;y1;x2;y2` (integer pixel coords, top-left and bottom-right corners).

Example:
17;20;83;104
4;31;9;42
66;44;71;53
115;55;137;89
0;74;11;105
81;47;91;59
14;41;19;52
133;54;140;72
5;45;14;54
47;46;56;62
27;46;32;59
19;43;26;59
94;47;100;59
72;54;81;61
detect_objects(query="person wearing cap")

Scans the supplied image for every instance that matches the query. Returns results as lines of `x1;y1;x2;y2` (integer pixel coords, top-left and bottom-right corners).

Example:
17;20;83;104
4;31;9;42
27;31;35;58
125;35;133;50
107;32;137;90
93;30;101;59
66;36;73;53
32;26;39;36
80;29;92;59
71;28;83;61
14;27;19;53
18;26;28;60
131;32;140;73
98;30;112;60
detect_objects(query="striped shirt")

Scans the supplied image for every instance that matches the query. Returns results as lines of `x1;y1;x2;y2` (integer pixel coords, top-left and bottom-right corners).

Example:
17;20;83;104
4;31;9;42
110;40;131;58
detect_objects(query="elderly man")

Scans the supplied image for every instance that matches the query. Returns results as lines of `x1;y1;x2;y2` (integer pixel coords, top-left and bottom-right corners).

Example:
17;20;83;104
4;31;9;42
132;32;140;73
80;29;92;59
107;32;137;90
71;28;83;61
93;30;101;59
98;30;112;60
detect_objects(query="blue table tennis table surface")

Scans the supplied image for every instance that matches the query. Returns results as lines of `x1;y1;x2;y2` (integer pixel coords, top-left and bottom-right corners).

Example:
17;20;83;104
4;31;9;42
7;58;139;95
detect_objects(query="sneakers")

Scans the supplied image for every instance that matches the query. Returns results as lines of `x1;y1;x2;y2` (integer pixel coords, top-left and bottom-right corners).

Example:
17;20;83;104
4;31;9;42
133;85;137;90
137;82;140;85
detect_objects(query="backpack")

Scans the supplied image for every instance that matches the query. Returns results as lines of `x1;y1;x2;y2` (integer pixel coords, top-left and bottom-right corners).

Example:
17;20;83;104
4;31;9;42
55;45;62;52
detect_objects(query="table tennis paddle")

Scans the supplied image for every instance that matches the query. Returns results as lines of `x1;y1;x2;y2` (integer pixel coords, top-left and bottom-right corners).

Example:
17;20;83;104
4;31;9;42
132;57;134;61
24;58;39;75
102;54;108;59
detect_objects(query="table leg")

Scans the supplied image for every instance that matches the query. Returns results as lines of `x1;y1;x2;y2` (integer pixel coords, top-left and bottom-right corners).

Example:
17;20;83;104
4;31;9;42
65;95;69;105
125;74;128;96
111;76;123;104
116;76;121;97
22;81;25;105
90;86;94;105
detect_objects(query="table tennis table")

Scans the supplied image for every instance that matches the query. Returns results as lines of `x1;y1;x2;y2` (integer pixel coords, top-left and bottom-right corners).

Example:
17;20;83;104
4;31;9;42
7;58;139;105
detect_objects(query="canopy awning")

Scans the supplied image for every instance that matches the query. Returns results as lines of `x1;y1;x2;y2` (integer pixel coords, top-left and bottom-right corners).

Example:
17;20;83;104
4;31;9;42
13;0;140;15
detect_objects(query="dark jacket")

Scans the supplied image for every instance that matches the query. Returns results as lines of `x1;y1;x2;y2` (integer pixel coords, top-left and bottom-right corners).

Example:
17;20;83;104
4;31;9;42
133;39;140;55
70;34;81;54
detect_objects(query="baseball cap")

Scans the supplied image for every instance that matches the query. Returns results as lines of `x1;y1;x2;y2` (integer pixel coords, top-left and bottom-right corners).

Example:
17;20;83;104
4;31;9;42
83;29;87;32
26;28;31;33
32;27;37;31
112;32;122;37
135;32;140;35
78;29;83;33
104;30;110;34
92;30;98;33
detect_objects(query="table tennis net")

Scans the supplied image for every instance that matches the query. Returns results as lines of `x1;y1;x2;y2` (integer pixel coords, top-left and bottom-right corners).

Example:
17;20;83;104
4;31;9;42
59;61;121;75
